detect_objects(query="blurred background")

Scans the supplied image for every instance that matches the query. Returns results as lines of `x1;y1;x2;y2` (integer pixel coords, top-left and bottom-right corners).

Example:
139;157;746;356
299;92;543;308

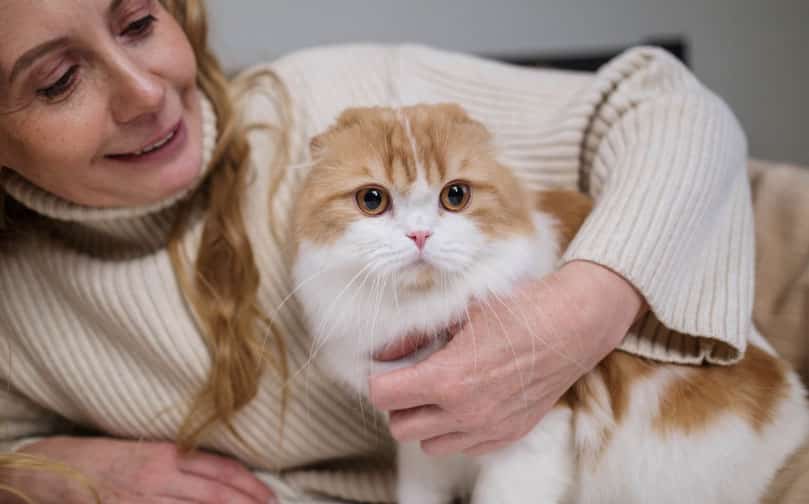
207;0;809;166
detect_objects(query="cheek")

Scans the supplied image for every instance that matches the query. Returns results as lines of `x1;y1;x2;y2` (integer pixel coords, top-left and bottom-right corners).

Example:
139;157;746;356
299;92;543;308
432;214;485;251
426;215;488;274
345;218;403;255
296;197;359;245
1;97;107;193
155;11;197;91
467;191;535;239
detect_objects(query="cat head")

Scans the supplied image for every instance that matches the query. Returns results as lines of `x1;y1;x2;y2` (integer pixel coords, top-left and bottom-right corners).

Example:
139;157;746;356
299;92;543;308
292;103;539;297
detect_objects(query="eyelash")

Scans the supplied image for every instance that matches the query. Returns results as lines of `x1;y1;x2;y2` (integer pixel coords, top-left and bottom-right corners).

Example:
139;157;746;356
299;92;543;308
122;14;158;38
35;14;158;102
36;65;80;100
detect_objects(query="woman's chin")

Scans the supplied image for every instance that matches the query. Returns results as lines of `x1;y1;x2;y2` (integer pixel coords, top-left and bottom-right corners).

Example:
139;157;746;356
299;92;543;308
154;148;204;201
138;167;202;210
108;119;204;208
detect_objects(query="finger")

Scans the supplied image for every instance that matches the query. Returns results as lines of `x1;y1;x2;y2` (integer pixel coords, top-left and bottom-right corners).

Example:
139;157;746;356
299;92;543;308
388;405;455;442
369;340;469;411
463;439;514;456
162;473;266;504
369;360;445;411
154;497;206;504
421;431;483;457
460;405;551;457
176;451;275;503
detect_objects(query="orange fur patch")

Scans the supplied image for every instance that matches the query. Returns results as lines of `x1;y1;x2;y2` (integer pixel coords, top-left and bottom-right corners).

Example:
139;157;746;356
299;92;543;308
560;351;657;462
763;435;809;504
654;345;789;434
535;190;593;251
539;189;789;450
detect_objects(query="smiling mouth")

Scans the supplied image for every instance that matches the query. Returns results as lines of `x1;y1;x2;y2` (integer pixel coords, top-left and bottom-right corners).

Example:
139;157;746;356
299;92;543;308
107;122;182;160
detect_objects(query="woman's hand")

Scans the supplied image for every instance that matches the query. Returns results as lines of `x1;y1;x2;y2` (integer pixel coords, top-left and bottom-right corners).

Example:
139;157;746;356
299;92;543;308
368;260;646;456
3;436;276;504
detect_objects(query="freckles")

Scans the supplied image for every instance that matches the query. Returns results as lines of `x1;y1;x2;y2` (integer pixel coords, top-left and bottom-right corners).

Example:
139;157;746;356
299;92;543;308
36;116;100;168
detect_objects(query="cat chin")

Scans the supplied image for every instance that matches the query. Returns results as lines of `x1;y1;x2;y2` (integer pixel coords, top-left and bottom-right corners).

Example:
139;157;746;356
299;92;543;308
395;262;438;291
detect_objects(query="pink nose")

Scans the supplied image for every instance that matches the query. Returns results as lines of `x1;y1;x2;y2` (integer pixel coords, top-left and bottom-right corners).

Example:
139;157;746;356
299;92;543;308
407;230;432;251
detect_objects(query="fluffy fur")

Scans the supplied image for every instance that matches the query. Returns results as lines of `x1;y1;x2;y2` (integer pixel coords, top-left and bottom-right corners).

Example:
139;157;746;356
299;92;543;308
291;104;809;503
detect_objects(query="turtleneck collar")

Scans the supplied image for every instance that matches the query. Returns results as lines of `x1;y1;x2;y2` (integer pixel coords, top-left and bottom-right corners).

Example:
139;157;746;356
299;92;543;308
1;91;218;254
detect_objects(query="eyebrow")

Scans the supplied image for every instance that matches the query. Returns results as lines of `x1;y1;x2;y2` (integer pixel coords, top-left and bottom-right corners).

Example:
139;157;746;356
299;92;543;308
8;37;70;85
6;0;128;85
109;0;126;15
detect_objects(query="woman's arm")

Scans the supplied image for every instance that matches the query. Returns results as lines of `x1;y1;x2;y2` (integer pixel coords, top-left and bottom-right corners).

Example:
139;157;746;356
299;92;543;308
5;437;276;504
564;46;750;364
0;376;275;503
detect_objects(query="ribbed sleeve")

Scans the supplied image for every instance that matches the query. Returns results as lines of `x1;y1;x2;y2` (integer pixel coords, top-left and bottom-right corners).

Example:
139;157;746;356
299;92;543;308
561;47;752;364
0;384;60;453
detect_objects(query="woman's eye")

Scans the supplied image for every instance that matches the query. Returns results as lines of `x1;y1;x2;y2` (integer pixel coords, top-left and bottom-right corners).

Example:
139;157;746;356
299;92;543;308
121;14;157;37
440;182;471;211
36;65;79;101
356;186;390;216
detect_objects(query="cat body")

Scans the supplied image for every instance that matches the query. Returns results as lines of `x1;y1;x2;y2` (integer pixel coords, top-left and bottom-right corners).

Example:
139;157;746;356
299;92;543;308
291;104;809;503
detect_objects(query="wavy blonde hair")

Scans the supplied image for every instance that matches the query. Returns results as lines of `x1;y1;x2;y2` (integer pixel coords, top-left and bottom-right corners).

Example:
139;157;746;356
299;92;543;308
1;0;289;498
0;454;101;503
161;0;290;452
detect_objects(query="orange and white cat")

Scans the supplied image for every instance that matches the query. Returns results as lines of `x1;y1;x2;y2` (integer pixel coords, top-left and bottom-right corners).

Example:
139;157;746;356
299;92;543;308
291;104;809;503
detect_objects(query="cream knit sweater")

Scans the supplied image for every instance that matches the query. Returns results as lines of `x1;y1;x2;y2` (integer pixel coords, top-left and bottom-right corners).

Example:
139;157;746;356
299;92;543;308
0;45;751;503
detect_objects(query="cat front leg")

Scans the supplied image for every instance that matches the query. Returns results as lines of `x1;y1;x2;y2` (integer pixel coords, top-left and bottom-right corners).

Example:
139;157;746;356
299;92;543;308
397;441;477;504
472;406;574;504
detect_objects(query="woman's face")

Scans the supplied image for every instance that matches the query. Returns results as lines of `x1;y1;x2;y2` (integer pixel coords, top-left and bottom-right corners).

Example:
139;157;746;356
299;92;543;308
0;0;202;208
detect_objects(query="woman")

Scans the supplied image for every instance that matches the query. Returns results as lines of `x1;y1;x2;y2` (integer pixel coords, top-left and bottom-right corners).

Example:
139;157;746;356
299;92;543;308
0;0;752;503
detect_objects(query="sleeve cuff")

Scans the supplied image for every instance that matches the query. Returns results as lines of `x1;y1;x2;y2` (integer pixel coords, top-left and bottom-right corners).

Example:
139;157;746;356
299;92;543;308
1;436;46;454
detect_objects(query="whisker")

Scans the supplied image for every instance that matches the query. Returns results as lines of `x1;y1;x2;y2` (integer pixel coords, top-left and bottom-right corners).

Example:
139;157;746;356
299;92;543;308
463;306;479;373
511;279;591;372
313;261;377;339
478;295;530;410
310;261;379;362
476;261;586;370
287;261;380;388
268;263;334;326
369;272;391;435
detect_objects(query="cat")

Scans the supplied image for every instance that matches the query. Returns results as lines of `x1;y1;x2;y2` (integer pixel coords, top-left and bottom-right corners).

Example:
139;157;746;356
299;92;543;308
290;103;809;504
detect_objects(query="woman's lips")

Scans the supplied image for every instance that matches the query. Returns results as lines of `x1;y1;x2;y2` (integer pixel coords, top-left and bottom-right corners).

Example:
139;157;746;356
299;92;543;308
106;120;185;163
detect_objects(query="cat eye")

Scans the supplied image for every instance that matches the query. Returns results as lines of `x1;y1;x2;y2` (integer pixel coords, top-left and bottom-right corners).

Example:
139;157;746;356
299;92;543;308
356;186;390;216
440;182;471;212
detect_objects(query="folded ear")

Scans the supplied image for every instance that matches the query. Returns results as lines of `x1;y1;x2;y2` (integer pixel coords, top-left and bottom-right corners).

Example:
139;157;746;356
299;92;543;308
432;102;475;123
309;107;376;157
434;103;491;143
334;107;374;129
308;132;330;158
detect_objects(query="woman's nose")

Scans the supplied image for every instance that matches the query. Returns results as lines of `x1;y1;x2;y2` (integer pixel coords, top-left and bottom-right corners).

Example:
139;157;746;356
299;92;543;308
109;57;165;125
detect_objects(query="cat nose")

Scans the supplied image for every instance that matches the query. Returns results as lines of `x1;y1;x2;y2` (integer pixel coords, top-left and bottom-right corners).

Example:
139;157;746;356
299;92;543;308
406;230;432;251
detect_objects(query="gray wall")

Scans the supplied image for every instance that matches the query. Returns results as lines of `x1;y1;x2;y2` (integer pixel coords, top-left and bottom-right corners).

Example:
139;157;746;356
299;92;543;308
208;1;809;165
